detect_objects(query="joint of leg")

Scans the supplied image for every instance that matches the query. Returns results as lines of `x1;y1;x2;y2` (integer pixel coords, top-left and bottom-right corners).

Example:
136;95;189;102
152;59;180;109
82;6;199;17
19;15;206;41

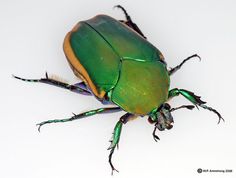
168;88;180;98
120;113;132;124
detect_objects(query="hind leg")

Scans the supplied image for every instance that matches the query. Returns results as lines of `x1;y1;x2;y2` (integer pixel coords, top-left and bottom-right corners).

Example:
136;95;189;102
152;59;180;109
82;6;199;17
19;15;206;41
13;72;91;95
114;5;146;39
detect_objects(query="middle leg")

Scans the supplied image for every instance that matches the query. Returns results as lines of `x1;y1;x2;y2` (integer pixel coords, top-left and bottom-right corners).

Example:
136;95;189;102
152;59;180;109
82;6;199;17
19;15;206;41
107;113;135;174
168;54;201;75
37;107;122;131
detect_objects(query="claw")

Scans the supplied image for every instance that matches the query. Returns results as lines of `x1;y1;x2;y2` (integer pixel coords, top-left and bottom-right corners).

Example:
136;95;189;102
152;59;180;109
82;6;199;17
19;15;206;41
36;121;47;132
108;147;119;175
217;116;225;124
113;5;131;21
113;5;123;10
36;123;42;132
111;167;119;175
192;54;201;61
36;119;54;132
113;5;119;9
200;104;225;124
153;134;160;142
108;142;119;174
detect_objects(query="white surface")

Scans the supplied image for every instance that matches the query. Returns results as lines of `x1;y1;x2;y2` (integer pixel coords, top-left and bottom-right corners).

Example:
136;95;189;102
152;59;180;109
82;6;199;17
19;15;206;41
1;0;235;178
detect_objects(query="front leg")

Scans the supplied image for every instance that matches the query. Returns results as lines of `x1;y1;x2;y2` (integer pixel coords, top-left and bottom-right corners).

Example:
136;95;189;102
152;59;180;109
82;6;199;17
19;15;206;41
107;113;134;175
168;88;224;123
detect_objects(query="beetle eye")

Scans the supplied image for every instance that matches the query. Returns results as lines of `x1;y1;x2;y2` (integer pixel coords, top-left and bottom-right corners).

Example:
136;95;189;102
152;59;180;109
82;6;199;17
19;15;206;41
148;116;155;124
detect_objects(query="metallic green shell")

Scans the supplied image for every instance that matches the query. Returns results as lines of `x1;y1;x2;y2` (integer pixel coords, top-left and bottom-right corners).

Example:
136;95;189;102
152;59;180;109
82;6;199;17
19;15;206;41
111;60;169;115
86;15;164;61
68;20;120;98
66;15;170;115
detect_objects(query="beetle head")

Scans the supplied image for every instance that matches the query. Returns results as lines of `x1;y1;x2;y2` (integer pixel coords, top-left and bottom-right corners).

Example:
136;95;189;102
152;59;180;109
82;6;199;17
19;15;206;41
148;103;174;131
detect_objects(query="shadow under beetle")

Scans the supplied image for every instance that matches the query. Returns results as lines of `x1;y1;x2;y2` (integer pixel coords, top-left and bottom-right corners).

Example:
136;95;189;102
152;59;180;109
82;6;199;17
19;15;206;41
14;5;224;174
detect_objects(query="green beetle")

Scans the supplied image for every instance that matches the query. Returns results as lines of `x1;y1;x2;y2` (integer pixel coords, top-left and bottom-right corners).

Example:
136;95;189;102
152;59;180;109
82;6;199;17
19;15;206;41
14;5;223;174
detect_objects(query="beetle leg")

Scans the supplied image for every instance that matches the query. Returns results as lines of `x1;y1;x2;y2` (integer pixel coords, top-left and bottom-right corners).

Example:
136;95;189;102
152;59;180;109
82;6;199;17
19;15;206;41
108;113;133;175
170;105;195;112
13;73;91;95
114;5;146;39
152;124;160;142
168;88;224;123
36;107;121;132
168;54;201;75
74;81;89;91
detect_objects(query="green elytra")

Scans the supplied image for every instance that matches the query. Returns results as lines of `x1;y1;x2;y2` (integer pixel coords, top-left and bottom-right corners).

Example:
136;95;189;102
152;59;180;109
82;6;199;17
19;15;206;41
13;5;224;174
67;14;169;115
69;14;169;114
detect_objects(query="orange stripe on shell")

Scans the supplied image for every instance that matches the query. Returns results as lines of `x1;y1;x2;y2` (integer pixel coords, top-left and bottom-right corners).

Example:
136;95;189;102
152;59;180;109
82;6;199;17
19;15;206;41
63;23;105;99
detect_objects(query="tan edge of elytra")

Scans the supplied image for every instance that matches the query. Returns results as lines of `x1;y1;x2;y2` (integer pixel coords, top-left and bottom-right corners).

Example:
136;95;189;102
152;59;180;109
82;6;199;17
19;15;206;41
63;23;105;99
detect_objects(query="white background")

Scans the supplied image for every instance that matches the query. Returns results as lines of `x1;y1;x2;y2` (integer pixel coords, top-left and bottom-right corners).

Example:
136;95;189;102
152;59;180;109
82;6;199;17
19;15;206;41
1;0;235;178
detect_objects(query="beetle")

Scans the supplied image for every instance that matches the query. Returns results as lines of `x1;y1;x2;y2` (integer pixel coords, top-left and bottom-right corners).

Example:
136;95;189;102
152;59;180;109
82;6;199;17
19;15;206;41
13;5;224;174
